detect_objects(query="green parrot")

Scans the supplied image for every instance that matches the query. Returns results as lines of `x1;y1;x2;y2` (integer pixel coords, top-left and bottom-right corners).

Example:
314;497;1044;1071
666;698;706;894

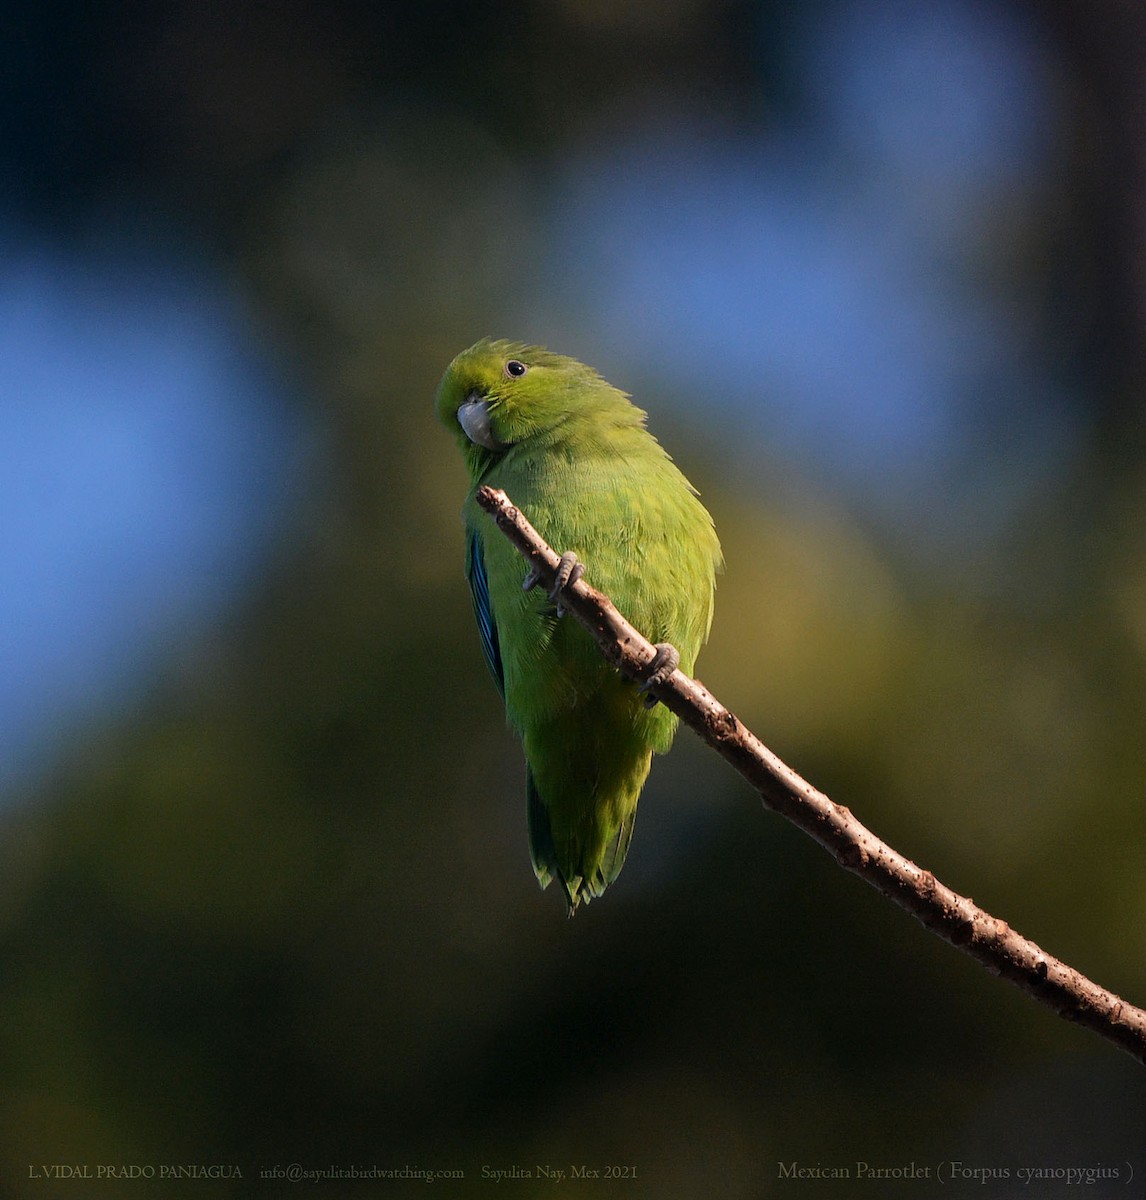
436;338;721;913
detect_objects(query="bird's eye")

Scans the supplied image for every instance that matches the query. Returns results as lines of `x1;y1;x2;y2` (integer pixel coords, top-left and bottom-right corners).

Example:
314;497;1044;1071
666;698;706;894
505;359;528;378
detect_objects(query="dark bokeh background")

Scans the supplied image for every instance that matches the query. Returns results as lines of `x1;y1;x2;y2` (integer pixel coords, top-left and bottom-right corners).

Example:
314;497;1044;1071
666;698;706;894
2;1;1145;1195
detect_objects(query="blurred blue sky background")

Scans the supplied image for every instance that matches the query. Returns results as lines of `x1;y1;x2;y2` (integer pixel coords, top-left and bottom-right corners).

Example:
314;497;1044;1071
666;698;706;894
0;225;304;791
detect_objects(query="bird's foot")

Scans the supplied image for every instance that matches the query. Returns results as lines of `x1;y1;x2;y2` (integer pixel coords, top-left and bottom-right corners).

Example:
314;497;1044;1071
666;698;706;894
524;552;584;617
548;551;585;604
640;643;680;708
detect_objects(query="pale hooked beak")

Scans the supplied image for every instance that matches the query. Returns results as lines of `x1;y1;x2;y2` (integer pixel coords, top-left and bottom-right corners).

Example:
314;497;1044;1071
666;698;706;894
457;394;504;451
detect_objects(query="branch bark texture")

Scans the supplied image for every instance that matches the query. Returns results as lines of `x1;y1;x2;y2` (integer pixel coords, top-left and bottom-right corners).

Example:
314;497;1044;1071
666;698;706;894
475;484;1146;1067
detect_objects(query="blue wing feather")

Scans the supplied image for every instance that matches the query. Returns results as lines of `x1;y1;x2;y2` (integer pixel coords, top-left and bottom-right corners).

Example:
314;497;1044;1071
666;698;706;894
465;528;504;698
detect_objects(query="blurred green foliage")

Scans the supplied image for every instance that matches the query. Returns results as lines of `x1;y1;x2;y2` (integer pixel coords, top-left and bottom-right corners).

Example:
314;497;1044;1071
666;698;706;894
2;1;1146;1196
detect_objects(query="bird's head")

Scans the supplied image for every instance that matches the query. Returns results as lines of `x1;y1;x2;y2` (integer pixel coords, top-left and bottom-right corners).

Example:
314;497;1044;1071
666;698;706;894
435;338;637;477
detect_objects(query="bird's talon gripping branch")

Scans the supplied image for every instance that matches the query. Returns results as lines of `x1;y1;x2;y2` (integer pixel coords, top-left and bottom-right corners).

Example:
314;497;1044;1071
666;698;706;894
548;551;584;616
640;642;680;707
548;551;583;599
522;551;583;617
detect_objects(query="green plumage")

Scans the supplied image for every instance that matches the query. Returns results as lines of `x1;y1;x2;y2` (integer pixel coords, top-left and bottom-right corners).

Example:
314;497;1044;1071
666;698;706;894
436;338;721;912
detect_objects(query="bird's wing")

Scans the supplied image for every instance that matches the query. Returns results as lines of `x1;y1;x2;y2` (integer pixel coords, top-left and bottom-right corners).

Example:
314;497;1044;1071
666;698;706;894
465;527;505;698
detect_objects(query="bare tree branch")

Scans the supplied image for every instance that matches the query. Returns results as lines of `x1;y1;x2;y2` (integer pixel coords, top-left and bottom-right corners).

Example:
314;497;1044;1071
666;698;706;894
475;484;1146;1067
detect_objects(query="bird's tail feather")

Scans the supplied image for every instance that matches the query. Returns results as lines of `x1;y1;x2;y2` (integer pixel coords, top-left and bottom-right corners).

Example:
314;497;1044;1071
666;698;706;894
526;769;636;915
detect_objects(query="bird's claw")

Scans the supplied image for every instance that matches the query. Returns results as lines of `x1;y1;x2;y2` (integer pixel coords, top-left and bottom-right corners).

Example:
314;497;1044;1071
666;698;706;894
549;552;584;605
523;551;584;618
640;643;680;708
